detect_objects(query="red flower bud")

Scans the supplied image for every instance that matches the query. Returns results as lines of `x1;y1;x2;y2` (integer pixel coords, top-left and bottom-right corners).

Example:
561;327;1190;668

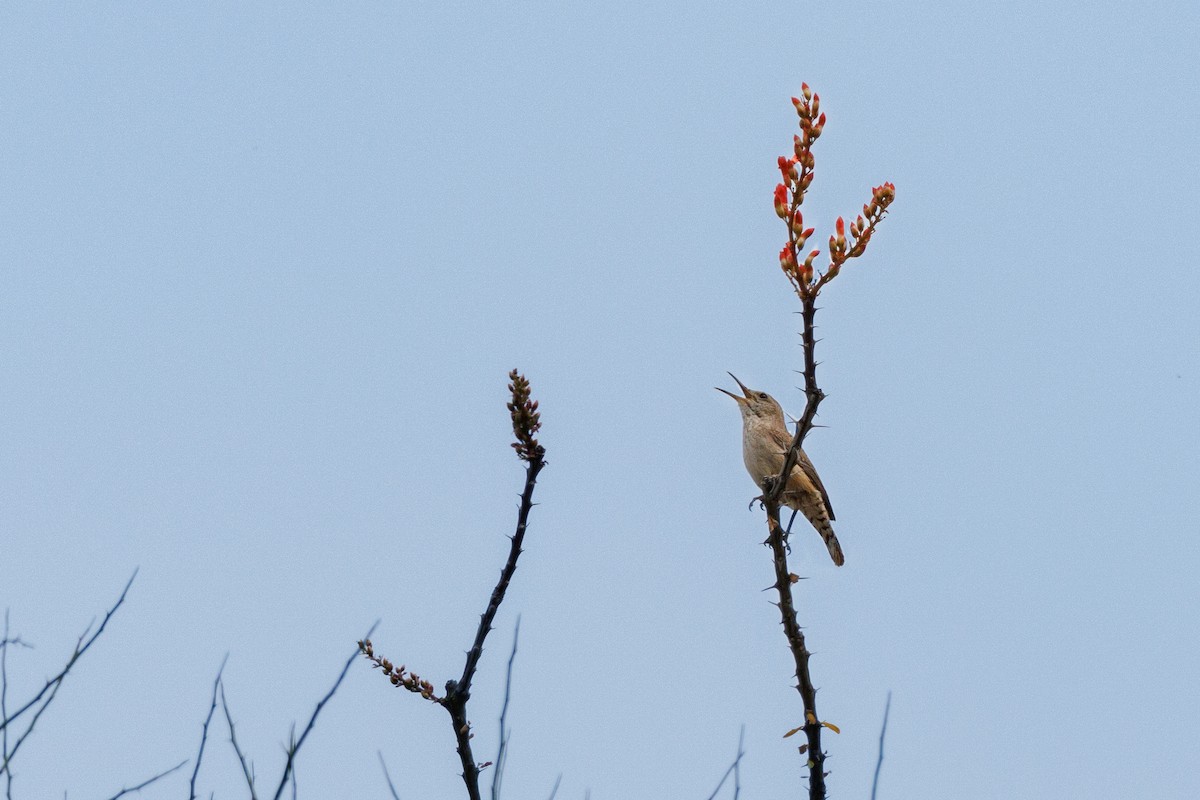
779;246;798;274
778;155;799;183
835;217;845;237
774;184;789;218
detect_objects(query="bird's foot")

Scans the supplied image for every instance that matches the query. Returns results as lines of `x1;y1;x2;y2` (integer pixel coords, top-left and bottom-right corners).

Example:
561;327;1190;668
761;532;793;554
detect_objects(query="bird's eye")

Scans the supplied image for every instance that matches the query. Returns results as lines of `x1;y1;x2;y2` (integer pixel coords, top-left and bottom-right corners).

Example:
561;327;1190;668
759;393;768;399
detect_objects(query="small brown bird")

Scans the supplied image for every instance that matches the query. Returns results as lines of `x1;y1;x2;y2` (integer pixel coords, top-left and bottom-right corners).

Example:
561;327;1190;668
717;373;844;566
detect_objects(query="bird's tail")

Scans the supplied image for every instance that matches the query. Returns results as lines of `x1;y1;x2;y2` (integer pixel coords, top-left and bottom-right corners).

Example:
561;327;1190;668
784;490;846;566
808;512;845;567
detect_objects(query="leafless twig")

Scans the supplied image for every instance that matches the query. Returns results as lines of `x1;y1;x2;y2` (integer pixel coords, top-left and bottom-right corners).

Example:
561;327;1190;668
2;609;16;800
704;726;746;800
271;622;378;800
1;571;138;789
0;570;136;737
378;751;401;800
870;692;892;800
190;655;229;799
491;617;520;800
100;759;187;800
732;725;743;800
220;682;258;800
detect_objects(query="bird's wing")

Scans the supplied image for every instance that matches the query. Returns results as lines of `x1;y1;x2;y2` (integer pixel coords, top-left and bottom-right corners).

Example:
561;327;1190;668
797;450;836;520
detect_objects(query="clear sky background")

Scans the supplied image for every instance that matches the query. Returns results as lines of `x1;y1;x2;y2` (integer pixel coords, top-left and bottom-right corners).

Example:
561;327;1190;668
2;2;1198;798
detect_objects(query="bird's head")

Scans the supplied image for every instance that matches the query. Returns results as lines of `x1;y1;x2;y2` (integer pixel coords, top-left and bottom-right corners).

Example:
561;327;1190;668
716;373;785;423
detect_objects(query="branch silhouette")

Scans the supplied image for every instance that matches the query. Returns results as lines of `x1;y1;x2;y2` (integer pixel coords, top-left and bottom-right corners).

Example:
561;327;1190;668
362;370;546;800
871;692;892;800
1;570;138;796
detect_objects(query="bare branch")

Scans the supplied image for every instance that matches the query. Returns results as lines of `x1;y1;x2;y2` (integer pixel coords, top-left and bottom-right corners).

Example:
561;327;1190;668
545;775;562;800
491;617;520;800
870;692;892;800
0;570;137;735
733;725;744;800
100;759;187;800
2;572;139;789
271;622;379;800
378;751;401;800
704;726;746;800
3;609;13;800
190;655;229;799
220;682;258;800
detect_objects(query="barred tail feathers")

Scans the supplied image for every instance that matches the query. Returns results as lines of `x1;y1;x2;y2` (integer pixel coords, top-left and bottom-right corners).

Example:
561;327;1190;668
783;489;845;566
815;518;845;566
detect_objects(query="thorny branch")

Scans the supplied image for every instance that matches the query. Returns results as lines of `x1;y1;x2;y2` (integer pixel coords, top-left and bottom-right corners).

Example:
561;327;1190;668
762;85;895;800
361;370;546;800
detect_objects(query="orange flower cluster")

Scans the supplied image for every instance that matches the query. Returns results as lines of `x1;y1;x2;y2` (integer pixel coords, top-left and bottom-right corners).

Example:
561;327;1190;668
774;84;894;297
826;182;896;280
774;84;824;294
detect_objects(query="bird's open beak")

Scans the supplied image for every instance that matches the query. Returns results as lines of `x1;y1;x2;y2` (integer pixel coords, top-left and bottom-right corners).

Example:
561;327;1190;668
715;372;751;404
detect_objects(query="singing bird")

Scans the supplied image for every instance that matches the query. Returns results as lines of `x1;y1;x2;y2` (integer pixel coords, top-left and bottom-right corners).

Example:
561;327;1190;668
718;373;844;566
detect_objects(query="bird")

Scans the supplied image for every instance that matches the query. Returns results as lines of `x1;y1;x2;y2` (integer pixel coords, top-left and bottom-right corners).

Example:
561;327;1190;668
717;373;844;566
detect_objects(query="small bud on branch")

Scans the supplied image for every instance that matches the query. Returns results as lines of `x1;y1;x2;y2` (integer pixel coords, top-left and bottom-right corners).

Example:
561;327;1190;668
507;369;544;463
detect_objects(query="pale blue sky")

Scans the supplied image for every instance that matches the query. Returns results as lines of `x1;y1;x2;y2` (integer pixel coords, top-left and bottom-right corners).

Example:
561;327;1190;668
3;2;1198;798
